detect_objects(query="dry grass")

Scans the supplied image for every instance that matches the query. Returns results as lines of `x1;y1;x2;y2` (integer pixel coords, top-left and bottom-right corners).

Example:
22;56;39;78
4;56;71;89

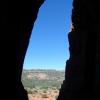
28;89;59;100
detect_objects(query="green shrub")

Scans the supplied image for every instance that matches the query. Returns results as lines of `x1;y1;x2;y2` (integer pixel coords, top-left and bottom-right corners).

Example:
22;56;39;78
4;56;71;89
28;90;33;94
41;94;48;98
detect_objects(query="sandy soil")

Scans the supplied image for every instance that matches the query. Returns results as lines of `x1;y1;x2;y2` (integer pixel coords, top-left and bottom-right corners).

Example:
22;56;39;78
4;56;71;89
28;89;59;100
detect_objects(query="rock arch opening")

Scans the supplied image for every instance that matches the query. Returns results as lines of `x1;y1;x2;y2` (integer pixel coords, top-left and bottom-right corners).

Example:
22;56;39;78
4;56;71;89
22;0;72;100
23;0;72;71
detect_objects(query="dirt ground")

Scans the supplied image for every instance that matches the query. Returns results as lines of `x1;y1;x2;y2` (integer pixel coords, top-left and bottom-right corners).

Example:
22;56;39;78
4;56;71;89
28;89;59;100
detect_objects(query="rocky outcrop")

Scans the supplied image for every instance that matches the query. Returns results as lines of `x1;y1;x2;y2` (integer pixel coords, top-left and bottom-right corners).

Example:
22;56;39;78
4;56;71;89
57;0;100;100
0;0;45;100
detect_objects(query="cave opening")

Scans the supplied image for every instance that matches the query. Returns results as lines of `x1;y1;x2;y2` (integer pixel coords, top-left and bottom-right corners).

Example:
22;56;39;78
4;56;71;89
22;0;73;99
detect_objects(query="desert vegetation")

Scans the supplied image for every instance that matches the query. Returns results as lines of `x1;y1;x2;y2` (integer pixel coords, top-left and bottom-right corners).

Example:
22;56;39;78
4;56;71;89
22;69;64;100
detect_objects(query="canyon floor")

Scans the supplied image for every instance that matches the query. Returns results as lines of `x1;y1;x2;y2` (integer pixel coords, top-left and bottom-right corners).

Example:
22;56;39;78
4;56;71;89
28;88;59;100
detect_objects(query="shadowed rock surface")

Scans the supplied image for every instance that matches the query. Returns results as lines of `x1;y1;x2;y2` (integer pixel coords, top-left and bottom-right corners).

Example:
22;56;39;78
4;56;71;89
57;0;100;100
0;0;45;100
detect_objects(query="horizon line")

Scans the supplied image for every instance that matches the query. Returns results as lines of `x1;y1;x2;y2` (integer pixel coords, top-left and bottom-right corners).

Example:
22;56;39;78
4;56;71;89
23;68;65;71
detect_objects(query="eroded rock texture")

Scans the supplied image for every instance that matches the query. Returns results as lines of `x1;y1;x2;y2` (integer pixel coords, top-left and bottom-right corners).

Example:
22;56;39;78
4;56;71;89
57;0;100;100
0;0;45;100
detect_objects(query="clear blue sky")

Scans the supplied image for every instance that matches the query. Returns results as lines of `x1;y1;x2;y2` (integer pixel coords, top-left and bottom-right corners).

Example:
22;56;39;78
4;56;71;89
23;0;73;70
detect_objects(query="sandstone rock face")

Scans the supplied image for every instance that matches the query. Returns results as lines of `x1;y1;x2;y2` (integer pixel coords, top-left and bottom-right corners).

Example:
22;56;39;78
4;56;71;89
57;0;100;100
